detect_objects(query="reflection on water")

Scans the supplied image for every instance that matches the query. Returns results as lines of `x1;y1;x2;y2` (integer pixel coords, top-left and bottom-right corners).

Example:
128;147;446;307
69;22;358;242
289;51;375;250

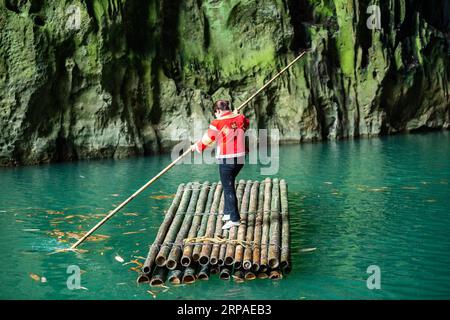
0;131;449;299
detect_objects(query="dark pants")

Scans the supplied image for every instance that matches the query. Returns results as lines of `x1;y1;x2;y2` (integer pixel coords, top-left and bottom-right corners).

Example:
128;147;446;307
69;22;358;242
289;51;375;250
218;157;244;222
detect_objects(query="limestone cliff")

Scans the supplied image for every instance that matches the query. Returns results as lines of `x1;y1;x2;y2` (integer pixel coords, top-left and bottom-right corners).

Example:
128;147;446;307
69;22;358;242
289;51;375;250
0;0;449;166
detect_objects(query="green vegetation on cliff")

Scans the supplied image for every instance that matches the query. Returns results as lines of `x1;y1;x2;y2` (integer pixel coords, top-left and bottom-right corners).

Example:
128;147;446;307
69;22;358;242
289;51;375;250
0;0;449;165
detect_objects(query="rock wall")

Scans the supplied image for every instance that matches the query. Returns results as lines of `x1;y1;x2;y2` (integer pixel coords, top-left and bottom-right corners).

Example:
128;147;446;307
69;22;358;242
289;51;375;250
0;0;449;166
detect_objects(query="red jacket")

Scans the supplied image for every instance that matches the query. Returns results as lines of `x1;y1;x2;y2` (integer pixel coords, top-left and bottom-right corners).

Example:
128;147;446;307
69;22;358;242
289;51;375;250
195;111;250;158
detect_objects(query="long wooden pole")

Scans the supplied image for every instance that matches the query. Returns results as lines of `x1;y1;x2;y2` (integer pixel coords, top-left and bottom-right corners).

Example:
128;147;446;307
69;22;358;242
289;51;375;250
70;149;192;249
69;51;308;250
235;51;308;113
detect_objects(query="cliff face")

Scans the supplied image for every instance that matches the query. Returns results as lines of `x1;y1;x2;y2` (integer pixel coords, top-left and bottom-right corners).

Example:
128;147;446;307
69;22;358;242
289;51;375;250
0;0;449;166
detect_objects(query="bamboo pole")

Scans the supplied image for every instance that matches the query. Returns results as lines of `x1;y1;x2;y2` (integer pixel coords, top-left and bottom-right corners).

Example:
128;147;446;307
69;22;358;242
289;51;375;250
233;269;245;283
150;266;168;286
192;183;217;261
244;270;256;280
155;183;193;267
182;266;196;284
136;273;150;284
142;183;185;274
279;179;290;271
168;268;183;285
197;264;210;281
251;182;265;271
70;148;192;249
166;182;202;270
234;180;253;268
210;265;219;275
224;180;247;266
235;51;308;113
209;193;225;265
269;269;283;280
268;178;281;269
242;181;259;270
181;182;214;267
219;266;231;280
198;184;223;265
260;178;272;272
217;228;229;266
219;181;245;265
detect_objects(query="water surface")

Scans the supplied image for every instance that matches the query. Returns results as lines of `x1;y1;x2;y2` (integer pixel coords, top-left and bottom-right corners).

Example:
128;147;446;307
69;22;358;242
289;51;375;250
0;131;449;299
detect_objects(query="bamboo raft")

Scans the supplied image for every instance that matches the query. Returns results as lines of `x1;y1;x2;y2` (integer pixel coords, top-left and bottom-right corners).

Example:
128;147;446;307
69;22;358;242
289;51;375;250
137;178;291;285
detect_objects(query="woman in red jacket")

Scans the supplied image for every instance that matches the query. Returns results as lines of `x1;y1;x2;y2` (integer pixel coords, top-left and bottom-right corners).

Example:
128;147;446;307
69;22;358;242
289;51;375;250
192;100;250;230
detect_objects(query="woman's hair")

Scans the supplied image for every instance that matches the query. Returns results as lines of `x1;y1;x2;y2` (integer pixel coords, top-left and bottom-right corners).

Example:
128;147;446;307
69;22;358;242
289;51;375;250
214;100;231;112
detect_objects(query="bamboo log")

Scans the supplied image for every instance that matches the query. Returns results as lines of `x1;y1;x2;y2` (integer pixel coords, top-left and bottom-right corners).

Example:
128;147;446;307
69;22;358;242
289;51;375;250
192;183;217;261
210;265;219;275
224;180;247;266
257;271;268;279
168;269;183;285
235;51;309;113
233;180;253;268
198;184;223;265
182;266;197;284
251;182;265;271
219;181;245;265
233;269;245;283
181;182;214;267
136;273;150;284
219;266;231;280
279;179;290;271
259;178;272;272
197;264;210;281
209;193;225;265
142;183;185;274
150;267;168;286
166;182;202;270
155;183;193;267
217;229;229;266
242;181;259;270
268;178;280;269
244;270;256;280
269;269;283;280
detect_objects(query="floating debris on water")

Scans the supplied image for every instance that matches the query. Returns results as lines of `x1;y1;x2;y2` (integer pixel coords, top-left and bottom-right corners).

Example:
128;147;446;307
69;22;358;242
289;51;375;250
46;210;64;215
115;255;125;263
47;230;109;242
123;212;139;216
369;187;389;192
122;231;145;235
300;247;317;253
150;194;175;200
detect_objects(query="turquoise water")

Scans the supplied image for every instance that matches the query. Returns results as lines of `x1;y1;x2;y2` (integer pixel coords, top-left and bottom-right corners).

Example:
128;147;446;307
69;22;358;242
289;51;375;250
0;131;449;300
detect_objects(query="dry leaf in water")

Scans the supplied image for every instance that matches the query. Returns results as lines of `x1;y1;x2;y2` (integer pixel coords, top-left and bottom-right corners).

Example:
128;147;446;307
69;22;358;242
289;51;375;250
29;273;40;281
123;212;139;217
115;255;125;263
150;194;175;200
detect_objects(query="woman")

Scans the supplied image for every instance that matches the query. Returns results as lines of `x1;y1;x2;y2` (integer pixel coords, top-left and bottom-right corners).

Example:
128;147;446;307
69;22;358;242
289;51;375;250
192;100;250;230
